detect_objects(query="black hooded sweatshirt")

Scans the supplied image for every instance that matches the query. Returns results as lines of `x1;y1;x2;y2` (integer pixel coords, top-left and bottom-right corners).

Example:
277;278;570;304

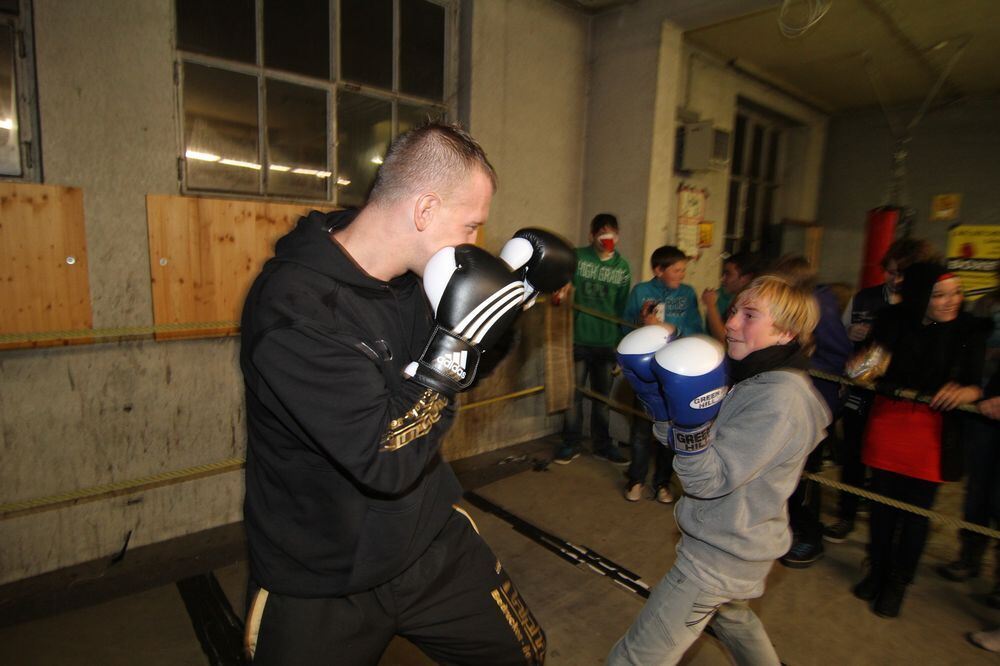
240;210;462;597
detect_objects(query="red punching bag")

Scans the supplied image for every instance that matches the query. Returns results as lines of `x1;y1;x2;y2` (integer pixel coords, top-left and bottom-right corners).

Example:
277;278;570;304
859;207;899;289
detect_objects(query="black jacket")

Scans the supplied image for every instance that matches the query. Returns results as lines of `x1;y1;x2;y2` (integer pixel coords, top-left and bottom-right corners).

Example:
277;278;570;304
240;210;462;597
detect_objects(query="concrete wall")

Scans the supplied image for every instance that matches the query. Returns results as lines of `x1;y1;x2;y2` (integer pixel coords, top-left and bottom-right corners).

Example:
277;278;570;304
0;0;589;584
584;0;828;299
818;95;1000;286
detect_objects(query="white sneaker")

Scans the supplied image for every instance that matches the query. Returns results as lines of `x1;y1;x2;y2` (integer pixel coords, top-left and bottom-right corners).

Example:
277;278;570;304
625;483;643;502
968;628;1000;653
656;486;675;504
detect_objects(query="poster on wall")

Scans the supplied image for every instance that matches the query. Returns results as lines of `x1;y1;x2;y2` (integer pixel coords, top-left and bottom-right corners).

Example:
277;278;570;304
931;194;962;222
946;224;1000;300
677;184;707;258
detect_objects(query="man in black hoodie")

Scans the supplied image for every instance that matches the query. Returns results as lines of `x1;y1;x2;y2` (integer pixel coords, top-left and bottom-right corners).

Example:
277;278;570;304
240;123;545;665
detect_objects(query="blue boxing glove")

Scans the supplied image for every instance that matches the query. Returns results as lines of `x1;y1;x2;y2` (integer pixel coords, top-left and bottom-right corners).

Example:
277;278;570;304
653;335;728;455
616;324;677;422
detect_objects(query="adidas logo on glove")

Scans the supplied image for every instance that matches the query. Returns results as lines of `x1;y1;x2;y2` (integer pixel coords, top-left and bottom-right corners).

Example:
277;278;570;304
434;350;468;380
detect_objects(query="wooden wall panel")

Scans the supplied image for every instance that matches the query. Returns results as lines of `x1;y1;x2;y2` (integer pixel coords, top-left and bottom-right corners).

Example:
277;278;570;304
146;195;317;339
0;183;92;347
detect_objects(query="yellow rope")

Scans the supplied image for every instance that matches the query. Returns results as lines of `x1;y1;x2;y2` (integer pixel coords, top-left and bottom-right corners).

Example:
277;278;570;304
580;385;1000;540
0;320;240;345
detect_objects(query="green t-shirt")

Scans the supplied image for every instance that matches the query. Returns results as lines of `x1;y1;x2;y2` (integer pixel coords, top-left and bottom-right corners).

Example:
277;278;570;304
572;246;631;347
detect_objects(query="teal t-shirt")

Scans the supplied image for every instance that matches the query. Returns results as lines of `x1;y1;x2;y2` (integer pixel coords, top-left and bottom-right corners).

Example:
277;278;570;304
572;246;631;347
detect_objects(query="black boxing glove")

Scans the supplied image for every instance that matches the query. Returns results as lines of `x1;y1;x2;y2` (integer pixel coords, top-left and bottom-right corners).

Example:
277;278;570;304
499;227;576;309
404;245;525;396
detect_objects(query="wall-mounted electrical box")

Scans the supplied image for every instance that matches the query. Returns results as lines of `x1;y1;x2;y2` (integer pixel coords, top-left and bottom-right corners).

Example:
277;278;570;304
680;122;731;171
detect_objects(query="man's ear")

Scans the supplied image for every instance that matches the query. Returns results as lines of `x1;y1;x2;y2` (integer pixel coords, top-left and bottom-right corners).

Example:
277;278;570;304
776;330;795;345
413;192;440;232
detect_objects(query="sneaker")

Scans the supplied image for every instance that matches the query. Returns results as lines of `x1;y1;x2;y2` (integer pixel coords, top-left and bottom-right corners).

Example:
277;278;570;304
552;446;580;465
823;519;854;544
655;486;675;504
968;628;1000;653
594;447;629;466
625;483;643;502
779;540;824;569
936;559;979;582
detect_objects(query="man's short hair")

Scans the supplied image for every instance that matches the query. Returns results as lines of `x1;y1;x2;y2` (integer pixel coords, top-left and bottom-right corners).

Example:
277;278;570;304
367;122;497;205
650;245;687;270
881;238;939;271
725;251;762;278
735;275;820;354
590;213;619;236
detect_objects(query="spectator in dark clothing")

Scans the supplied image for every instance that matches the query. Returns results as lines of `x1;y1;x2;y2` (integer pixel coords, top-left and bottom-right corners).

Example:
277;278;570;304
937;268;1000;607
769;255;851;568
826;238;938;543
855;262;987;618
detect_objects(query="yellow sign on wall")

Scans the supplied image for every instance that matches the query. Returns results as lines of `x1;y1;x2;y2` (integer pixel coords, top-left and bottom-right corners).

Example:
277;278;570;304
931;193;962;221
946;224;1000;300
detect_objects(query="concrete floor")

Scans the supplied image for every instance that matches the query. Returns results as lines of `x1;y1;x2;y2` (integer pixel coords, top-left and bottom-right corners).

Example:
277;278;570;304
2;438;998;665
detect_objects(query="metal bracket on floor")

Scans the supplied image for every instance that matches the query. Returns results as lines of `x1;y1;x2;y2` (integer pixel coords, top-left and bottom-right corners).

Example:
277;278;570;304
464;491;651;599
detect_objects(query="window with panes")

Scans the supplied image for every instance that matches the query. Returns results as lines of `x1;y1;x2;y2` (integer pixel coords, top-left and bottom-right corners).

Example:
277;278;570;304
0;0;40;181
175;0;453;205
724;109;784;256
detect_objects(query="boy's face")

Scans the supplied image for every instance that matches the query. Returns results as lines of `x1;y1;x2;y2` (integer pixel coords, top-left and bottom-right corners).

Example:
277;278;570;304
591;225;618;254
725;296;793;360
719;261;747;295
883;259;903;293
654;260;687;290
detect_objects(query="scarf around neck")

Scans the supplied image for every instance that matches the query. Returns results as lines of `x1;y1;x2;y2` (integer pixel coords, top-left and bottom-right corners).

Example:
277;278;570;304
729;342;809;385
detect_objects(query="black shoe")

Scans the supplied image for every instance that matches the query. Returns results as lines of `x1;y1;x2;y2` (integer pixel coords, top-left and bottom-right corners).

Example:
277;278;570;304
853;575;880;602
873;579;906;618
593;447;629;466
822;519;854;544
779;540;824;569
937;559;980;582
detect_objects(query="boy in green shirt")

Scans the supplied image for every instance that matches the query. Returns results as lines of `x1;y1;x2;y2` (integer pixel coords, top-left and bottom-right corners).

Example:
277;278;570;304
555;214;632;464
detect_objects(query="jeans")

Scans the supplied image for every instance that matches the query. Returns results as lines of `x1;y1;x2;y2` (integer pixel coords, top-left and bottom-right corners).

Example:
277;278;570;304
958;414;1000;574
868;469;940;584
606;565;780;666
563;345;616;452
627;408;673;489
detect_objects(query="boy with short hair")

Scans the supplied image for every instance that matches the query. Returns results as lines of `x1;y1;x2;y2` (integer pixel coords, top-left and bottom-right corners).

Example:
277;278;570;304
555;213;632;465
622;246;702;502
702;252;762;343
608;275;830;665
623;246;703;337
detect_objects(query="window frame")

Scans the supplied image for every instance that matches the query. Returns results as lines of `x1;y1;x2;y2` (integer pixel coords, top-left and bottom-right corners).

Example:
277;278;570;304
724;107;785;256
0;0;42;182
173;0;457;204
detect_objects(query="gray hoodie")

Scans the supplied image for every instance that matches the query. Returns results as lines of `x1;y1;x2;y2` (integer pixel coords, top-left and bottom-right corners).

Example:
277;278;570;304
671;369;830;599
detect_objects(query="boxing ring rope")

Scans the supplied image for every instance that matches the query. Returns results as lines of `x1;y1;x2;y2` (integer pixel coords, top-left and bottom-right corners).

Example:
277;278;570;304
1;303;996;544
571;303;999;540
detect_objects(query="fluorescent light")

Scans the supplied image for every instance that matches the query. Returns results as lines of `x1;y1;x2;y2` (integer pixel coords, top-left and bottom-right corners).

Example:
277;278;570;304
336;177;351;186
292;167;320;176
370;155;384;165
186;149;221;162
219;158;262;170
315;171;332;178
269;164;292;172
0;118;13;130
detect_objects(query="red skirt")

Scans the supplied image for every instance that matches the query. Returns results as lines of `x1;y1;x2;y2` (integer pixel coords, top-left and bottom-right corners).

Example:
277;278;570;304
862;395;943;483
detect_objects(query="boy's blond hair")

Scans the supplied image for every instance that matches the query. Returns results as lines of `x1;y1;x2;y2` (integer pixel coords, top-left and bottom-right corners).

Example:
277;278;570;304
734;275;819;354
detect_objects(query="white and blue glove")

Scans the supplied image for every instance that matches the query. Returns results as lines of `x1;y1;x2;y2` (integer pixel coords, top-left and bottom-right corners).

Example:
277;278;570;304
653;335;728;455
616;325;677;422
